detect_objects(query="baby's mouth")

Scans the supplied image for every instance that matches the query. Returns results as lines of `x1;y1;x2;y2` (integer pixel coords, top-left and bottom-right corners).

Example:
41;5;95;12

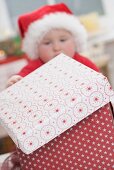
55;52;62;57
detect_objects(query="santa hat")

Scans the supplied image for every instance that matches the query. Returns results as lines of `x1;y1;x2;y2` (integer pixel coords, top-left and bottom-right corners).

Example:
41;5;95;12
18;3;87;59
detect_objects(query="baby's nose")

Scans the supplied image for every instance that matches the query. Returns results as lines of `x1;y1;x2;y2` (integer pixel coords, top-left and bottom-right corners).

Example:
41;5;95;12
53;42;61;51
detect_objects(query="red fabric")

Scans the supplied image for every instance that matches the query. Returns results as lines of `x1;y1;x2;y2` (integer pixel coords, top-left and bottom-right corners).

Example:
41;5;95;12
18;3;72;38
17;103;114;170
18;53;100;77
0;55;28;65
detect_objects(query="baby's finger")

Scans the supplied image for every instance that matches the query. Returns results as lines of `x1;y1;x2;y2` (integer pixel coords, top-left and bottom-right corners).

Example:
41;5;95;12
6;81;14;88
6;79;19;87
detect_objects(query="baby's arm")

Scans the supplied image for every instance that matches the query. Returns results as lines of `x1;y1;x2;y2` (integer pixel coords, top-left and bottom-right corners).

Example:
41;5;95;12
6;75;23;87
6;59;42;87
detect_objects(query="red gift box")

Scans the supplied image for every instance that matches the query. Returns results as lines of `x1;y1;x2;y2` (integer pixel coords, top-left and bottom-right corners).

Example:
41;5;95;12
0;54;114;169
17;103;114;170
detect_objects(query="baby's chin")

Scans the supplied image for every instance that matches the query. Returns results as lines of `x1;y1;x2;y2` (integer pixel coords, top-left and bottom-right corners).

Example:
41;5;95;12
54;52;62;57
55;52;75;58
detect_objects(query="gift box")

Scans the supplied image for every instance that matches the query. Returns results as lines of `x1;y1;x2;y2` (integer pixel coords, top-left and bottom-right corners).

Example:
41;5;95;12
0;54;114;169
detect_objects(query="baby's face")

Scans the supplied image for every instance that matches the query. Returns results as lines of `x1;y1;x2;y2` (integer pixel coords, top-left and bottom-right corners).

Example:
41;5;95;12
38;29;76;63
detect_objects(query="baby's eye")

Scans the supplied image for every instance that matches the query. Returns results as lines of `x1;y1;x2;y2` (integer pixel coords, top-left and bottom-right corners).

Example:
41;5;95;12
60;39;67;42
43;41;51;45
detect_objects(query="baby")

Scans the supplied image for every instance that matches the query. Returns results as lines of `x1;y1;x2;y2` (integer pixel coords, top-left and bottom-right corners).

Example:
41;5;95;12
2;3;103;170
7;3;99;87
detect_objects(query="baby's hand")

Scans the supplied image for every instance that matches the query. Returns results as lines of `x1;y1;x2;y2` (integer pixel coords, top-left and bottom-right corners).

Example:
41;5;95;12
6;75;23;87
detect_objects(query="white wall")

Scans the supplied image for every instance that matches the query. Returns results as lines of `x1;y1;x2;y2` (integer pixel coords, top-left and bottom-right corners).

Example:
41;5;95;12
0;0;114;41
102;0;114;17
101;0;114;28
0;0;15;41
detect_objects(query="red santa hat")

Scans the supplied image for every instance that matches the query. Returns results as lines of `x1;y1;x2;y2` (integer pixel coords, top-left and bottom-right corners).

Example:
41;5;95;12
18;3;87;59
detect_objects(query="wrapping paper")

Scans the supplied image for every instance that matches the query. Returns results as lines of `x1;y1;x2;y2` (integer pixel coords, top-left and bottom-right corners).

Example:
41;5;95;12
0;53;114;154
17;103;114;170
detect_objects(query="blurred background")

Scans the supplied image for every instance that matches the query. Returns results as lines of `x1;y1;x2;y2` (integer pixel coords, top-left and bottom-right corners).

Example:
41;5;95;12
0;0;114;156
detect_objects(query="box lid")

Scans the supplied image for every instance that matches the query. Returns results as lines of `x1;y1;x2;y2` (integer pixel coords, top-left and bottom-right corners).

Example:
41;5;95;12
0;53;114;154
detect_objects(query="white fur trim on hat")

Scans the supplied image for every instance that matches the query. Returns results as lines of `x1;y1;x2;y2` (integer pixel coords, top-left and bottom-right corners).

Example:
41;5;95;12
22;12;88;59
